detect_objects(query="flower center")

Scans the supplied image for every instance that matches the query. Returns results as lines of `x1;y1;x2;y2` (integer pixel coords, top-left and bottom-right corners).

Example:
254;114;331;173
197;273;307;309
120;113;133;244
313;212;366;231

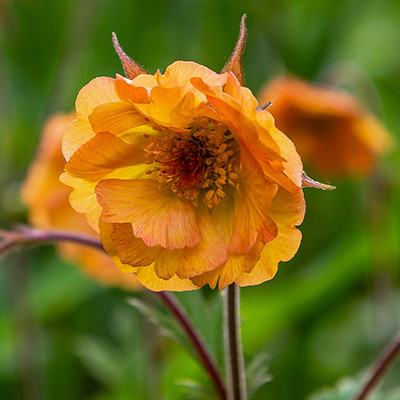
145;117;240;208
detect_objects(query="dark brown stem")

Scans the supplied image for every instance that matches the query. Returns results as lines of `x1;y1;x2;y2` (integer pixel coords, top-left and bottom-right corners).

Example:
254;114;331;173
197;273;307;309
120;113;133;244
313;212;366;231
225;284;247;400
354;331;400;400
0;226;227;400
157;291;227;400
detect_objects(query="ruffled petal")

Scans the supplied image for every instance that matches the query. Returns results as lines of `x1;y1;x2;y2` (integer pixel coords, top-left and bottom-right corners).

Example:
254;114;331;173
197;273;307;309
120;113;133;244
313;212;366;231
228;145;278;254
191;76;300;192
235;187;305;286
65;132;145;179
89;102;148;135
159;61;227;94
96;179;201;249
60;173;102;231
114;75;152;103
76;77;120;120
62;119;95;161
100;221;200;291
218;239;264;289
153;204;228;280
136;267;200;292
109;222;161;267
257;111;303;187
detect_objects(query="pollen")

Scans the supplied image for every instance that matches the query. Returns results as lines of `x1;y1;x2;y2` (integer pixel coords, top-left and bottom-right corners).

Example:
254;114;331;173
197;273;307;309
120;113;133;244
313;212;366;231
145;117;240;208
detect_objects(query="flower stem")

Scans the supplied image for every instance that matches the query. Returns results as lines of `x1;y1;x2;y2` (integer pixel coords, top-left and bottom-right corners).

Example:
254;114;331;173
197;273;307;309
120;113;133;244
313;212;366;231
157;292;228;400
0;226;228;399
225;284;247;400
354;330;400;400
0;226;104;256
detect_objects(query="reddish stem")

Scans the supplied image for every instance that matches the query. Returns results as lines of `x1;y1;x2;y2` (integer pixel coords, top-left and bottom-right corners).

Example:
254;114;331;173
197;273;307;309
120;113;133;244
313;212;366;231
354;331;400;400
158;292;228;400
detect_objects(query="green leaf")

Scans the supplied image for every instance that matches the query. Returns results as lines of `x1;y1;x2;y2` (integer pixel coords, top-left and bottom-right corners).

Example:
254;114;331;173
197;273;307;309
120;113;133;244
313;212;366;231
246;351;272;398
309;375;400;400
177;379;214;400
127;297;193;355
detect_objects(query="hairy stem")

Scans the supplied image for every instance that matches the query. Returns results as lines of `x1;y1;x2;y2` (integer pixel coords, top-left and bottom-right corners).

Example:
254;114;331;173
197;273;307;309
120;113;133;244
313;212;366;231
158;292;227;399
354;330;400;400
225;284;247;400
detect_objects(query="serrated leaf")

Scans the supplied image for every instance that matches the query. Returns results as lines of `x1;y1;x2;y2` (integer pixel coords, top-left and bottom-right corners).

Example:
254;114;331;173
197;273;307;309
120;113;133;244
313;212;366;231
246;351;272;398
309;375;400;400
127;297;193;355
177;379;214;400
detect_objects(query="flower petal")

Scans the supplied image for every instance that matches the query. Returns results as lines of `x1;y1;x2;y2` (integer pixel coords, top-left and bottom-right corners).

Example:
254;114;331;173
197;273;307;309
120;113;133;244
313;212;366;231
76;77;120;120
109;222;160;267
228;145;278;254
89;102;148;135
62;119;95;161
235;186;305;286
60;172;102;231
96;179;201;249
153;204;228;280
100;221;200;291
65;132;145;179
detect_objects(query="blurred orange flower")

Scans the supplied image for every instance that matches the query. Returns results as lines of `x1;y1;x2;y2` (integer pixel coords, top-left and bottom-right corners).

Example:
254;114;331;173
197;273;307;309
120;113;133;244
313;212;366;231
22;113;141;290
61;61;306;291
258;76;393;177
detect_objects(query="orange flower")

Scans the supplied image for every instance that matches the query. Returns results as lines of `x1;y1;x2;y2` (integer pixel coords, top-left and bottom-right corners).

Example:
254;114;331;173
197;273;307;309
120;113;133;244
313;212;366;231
22;113;141;290
258;76;393;177
60;31;308;292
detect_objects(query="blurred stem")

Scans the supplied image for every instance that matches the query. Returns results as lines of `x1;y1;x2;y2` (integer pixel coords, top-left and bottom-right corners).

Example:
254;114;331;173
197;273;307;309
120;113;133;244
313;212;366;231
0;226;227;399
354;330;400;400
0;226;104;256
157;292;228;400
225;284;247;400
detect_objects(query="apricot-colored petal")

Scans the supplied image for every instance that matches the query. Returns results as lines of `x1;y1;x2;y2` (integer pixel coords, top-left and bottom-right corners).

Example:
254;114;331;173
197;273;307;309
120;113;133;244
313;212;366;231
189;239;263;290
96;179;201;249
76;77;120;120
136;267;200;292
218;239;264;289
89;102;148;135
160;61;227;94
228;146;278;254
257;110;303;187
235;187;305;286
60;173;102;231
65;132;145;179
190;267;222;290
114;76;152;103
110;222;160;267
223;73;258;114
99;219;137;272
62;119;95;161
100;221;200;291
153;204;228;280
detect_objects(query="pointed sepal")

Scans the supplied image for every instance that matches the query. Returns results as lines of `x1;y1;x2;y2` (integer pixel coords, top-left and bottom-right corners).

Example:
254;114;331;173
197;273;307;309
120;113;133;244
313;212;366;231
302;171;336;190
112;32;148;79
221;14;247;86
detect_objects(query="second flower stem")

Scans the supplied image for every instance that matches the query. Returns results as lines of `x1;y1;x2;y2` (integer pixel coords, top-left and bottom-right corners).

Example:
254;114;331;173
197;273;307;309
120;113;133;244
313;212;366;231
225;284;247;400
157;291;228;400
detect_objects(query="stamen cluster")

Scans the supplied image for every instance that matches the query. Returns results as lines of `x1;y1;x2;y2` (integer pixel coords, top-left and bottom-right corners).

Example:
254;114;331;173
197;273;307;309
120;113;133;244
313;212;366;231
145;117;239;208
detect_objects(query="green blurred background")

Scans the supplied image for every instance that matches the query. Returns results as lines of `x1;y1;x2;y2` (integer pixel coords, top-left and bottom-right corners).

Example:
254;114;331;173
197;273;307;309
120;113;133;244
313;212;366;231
1;0;399;399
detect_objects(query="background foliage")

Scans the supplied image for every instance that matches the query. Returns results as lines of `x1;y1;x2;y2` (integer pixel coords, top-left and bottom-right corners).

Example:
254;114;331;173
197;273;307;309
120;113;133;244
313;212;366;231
0;0;399;399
